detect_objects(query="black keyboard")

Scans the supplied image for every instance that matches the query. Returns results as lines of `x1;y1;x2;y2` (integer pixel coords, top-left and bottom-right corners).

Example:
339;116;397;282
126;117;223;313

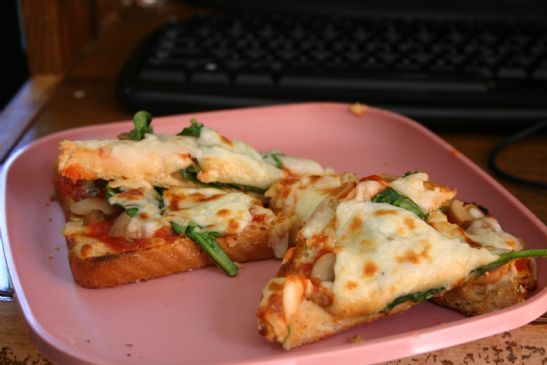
117;12;547;126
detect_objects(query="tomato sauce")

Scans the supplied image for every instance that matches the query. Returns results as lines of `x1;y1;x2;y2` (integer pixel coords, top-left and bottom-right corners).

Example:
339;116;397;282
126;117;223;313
56;176;105;202
86;221;178;252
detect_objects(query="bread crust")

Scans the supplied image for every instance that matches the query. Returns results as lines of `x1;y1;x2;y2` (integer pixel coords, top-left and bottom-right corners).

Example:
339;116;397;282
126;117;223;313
55;175;277;288
256;277;412;349
67;221;274;288
432;258;537;316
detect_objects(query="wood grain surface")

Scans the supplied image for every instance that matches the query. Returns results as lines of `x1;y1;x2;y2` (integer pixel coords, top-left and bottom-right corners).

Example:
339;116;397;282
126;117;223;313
0;1;545;364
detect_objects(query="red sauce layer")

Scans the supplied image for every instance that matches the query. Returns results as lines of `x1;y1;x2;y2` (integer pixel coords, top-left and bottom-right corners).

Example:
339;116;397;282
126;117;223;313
86;221;178;252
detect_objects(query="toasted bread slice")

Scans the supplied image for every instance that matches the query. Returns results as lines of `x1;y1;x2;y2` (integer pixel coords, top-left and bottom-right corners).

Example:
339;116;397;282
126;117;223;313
64;218;275;288
257;174;504;349
432;200;537;315
56;176;281;288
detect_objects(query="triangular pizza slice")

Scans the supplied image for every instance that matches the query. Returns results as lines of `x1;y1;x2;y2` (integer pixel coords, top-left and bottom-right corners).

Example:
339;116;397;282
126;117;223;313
257;172;545;348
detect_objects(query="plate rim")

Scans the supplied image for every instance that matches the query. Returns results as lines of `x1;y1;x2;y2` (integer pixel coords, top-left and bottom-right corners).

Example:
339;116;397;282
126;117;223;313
1;102;546;365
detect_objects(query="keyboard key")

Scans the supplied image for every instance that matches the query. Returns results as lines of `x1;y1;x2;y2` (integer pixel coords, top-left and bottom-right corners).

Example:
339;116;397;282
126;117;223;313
279;74;487;92
139;69;186;82
190;71;230;84
531;68;547;80
118;11;547;123
234;73;274;85
497;67;528;80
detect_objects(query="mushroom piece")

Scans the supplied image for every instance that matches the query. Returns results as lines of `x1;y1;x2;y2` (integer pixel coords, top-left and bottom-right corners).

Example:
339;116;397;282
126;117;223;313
446;199;473;226
70;197;119;216
283;277;304;321
311;252;336;282
108;212;132;238
83;209;106;225
109;212;146;239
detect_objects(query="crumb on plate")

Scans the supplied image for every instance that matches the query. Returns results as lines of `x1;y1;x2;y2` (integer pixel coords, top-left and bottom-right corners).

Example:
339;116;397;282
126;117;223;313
349;102;368;117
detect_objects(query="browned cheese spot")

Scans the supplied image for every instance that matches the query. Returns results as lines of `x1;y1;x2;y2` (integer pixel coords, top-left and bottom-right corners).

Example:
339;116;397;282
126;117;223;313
190;191;223;203
374;209;398;216
345;280;358;290
505;239;517;249
404;217;416;231
349;215;363;234
396;240;431;265
220;135;233;145
363;261;378;278
308;175;322;184
217;208;230;217
360;239;375;250
309;234;329;248
169;195;181;211
118;188;144;201
228;219;240;232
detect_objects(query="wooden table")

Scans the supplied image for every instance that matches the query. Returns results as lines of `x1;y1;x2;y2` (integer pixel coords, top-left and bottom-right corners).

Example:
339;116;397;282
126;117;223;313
1;3;546;364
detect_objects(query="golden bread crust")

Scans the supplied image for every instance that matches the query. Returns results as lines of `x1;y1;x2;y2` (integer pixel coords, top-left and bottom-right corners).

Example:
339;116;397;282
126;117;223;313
55;174;276;288
67;222;274;288
432;258;537;315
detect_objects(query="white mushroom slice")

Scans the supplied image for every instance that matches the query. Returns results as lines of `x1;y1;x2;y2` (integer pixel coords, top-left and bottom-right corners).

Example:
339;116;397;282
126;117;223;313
446;199;473;225
283;276;304;321
466;204;486;219
70;197;119;216
311;252;336;282
109;212;132;238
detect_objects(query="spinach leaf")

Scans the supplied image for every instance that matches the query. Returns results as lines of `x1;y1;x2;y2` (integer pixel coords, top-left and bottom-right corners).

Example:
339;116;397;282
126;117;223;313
262;151;284;169
170;221;238;276
382;287;445;313
472;249;547;276
178;118;204;137
127;111;153;141
125;207;139;217
105;186;121;200
372;187;428;221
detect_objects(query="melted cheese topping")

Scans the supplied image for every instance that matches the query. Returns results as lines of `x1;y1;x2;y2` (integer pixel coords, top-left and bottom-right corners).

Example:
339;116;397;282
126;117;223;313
196;127;284;188
298;195;500;316
59;127;285;189
59;134;198;187
279;155;333;176
268;175;342;221
465;217;523;251
162;187;257;234
327;200;497;316
390;173;455;211
108;184;163;237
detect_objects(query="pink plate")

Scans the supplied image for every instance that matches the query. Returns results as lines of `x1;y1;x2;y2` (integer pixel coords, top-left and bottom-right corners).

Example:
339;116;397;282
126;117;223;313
1;102;546;365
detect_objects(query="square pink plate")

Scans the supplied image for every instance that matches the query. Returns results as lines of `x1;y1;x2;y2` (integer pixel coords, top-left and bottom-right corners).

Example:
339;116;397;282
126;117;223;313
1;102;546;365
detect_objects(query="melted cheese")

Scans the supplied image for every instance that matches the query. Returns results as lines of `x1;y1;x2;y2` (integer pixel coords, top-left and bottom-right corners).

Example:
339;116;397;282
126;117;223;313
59;126;293;189
389;173;455;211
162;187;257;234
270;175;342;221
59;134;198;187
326;200;497;316
108;184;163;237
279;155;333;176
195;127;284;188
465;217;523;251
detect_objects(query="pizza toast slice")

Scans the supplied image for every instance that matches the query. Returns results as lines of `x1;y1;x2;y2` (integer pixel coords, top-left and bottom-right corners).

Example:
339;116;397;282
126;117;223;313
431;199;538;315
257;172;546;349
55;113;330;288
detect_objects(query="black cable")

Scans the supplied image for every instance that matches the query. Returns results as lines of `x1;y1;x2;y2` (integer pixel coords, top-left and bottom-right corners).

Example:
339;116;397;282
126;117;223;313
487;121;547;189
